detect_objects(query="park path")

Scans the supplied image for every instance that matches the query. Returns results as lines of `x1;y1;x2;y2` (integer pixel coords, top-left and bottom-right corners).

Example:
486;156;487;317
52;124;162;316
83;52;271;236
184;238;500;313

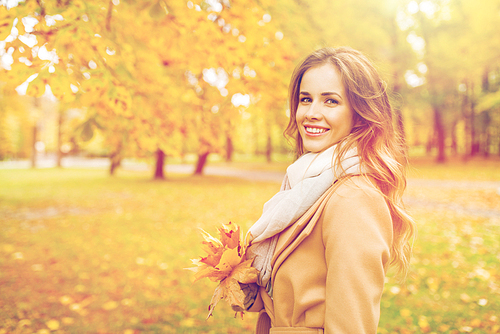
173;164;500;220
2;157;499;219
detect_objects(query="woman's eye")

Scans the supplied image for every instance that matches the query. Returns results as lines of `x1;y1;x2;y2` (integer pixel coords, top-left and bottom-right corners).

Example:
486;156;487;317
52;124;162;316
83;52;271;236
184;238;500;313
325;98;339;105
300;97;312;103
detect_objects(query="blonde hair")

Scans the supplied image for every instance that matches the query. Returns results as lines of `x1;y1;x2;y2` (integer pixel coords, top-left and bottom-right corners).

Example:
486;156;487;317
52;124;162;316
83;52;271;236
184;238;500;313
285;47;416;278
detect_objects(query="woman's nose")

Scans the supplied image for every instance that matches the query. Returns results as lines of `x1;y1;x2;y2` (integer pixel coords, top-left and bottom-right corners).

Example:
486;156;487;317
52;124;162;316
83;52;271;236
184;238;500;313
304;102;321;120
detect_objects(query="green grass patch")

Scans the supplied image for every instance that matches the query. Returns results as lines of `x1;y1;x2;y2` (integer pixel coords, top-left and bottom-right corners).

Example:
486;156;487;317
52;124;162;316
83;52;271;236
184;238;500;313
409;156;500;181
1;167;499;333
0;168;280;333
379;208;500;333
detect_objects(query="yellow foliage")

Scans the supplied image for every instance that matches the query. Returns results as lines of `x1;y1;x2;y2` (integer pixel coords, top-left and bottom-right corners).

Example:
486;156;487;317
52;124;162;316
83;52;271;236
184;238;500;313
25;76;46;98
0;6;14;40
106;85;133;118
102;300;119;311
45;319;60;331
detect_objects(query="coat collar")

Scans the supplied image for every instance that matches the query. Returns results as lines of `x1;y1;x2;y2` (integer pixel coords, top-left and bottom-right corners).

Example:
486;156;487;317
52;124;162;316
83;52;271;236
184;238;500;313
270;182;341;285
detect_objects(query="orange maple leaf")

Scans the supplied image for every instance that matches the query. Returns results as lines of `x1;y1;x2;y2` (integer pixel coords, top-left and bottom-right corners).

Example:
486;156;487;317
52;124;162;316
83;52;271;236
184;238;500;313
207;259;259;319
218;221;241;250
187;222;259;318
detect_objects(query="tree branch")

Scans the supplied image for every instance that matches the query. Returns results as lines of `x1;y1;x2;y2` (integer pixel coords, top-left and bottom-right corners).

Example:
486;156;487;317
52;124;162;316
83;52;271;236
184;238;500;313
106;0;113;32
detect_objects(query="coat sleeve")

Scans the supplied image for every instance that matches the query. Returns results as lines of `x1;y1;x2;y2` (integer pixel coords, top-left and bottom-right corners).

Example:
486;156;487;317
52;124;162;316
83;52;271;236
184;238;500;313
321;179;393;334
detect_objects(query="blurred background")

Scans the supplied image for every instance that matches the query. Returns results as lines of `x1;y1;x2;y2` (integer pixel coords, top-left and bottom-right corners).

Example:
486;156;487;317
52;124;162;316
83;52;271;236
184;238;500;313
1;0;499;333
0;0;499;174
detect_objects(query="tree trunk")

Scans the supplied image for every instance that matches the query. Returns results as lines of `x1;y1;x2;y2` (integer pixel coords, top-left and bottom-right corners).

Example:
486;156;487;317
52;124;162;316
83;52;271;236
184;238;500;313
266;132;272;163
391;74;407;146
433;106;446;163
154;148;166;179
31;97;40;168
394;108;406;146
225;134;233;162
461;81;471;159
31;124;37;168
450;120;457;156
498;135;500;157
482;112;491;157
57;110;63;167
481;68;491;157
469;82;478;156
389;17;407;147
110;156;121;175
109;141;122;176
426;131;433;155
194;152;209;175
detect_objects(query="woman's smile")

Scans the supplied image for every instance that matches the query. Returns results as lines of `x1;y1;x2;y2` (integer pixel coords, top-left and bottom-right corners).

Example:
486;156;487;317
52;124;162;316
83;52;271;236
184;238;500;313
304;125;329;136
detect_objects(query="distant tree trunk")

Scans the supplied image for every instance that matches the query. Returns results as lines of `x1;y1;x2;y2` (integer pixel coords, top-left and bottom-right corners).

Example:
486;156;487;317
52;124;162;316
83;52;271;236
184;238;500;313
109;152;122;175
226;134;233;162
154;148;165;180
481;69;491;158
109;141;122;176
426;131;433;155
394;108;406;144
483;132;490;157
266;132;272;163
57;111;63;168
498;135;500;157
450;120;457;156
391;77;407;146
417;13;445;163
194;152;209;175
31;124;37;168
482;112;491;157
433;106;446;163
253;116;260;156
461;82;471;159
31;97;40;169
470;94;478;156
389;18;407;147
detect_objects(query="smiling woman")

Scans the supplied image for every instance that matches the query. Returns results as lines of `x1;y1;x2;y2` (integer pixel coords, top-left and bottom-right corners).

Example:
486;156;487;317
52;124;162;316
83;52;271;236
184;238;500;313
240;47;416;334
296;63;354;153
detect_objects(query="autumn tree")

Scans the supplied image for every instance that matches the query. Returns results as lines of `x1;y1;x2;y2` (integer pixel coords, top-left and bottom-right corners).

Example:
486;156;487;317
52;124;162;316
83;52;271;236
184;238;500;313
1;0;296;176
401;0;500;160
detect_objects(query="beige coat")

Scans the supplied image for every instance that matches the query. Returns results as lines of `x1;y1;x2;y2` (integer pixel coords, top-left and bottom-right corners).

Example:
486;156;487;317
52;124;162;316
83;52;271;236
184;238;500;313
249;176;393;334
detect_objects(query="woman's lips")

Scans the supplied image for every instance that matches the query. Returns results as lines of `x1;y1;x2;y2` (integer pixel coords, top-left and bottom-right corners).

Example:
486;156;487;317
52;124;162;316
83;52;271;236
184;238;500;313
304;126;329;136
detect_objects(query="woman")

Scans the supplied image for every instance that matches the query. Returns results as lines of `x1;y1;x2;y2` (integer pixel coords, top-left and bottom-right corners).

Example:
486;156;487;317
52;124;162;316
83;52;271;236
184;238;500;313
243;47;415;334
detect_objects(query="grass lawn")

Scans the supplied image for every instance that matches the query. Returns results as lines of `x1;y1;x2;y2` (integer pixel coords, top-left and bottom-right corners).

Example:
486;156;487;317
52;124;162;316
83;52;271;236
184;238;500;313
0;162;499;333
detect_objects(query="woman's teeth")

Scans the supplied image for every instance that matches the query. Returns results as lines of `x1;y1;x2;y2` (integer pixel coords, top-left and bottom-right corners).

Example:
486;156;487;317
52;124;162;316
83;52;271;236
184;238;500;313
306;127;327;134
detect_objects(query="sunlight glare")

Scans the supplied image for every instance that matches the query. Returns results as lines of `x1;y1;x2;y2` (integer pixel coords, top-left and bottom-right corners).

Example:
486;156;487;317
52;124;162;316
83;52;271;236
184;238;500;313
205;0;223;12
38;45;59;63
417;63;428;74
405;70;425;87
19;34;37;47
231;93;250;108
407;31;425;55
408;1;419;14
420;1;437;18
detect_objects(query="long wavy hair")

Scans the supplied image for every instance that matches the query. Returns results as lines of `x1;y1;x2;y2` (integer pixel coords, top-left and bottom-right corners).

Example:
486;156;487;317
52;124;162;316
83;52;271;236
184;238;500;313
285;46;415;278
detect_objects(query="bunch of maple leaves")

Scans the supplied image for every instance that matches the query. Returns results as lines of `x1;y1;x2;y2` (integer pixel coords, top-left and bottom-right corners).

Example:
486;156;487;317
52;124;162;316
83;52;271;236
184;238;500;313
188;222;259;319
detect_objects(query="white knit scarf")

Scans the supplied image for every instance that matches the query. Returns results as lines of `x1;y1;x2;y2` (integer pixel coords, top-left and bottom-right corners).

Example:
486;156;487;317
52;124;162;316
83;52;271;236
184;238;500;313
246;144;361;294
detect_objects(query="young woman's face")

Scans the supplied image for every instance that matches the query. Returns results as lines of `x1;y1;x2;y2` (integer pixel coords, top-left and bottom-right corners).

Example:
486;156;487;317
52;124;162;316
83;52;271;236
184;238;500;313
296;63;355;153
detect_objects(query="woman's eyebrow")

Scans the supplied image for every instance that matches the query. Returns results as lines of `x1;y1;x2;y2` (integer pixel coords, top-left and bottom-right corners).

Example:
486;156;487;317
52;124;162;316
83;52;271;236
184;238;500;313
321;91;341;97
299;91;342;98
